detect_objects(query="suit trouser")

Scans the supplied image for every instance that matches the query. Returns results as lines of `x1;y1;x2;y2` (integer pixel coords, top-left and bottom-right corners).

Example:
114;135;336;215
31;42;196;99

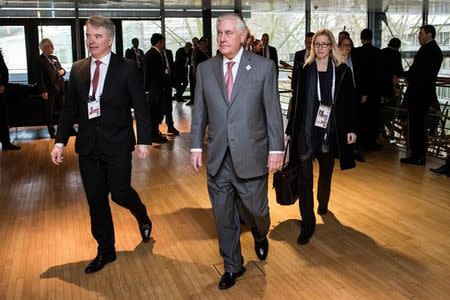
174;73;188;100
163;89;174;128
43;91;61;134
408;106;427;159
148;93;164;136
357;94;380;148
298;149;335;238
207;150;270;273
78;143;148;254
0;93;10;144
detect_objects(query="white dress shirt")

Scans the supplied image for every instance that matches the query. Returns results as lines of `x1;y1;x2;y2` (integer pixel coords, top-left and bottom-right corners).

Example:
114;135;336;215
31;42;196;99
89;52;111;100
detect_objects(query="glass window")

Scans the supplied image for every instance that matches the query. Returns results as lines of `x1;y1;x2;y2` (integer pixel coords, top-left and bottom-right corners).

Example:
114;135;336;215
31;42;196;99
38;25;73;79
0;26;28;83
165;18;203;54
122;20;161;54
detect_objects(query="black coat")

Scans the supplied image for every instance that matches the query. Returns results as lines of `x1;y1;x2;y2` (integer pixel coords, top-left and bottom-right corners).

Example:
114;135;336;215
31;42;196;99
38;53;65;95
56;53;152;155
406;40;443;109
380;47;403;97
174;46;189;81
286;61;357;170
0;51;8;87
352;43;382;97
124;47;144;69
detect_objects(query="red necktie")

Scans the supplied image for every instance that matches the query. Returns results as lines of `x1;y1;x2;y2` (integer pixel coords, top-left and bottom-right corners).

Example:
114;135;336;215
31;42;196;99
225;61;235;101
91;60;102;98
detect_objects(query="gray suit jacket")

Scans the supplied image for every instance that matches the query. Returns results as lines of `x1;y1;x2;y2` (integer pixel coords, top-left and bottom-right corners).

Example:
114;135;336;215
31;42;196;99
190;49;284;179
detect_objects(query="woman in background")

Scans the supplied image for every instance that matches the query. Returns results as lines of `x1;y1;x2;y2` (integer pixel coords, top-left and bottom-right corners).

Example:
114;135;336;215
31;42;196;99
286;29;357;245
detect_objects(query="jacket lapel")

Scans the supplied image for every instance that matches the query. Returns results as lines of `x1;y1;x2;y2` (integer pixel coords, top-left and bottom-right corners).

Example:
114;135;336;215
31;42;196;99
229;50;251;104
81;57;91;102
212;55;228;103
101;53;116;100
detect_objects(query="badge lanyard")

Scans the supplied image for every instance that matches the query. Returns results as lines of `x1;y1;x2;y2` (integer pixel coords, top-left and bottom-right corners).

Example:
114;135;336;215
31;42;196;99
315;61;336;151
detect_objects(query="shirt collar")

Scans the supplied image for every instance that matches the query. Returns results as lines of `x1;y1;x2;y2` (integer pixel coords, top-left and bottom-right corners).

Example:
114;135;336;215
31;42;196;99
91;52;112;66
223;46;244;67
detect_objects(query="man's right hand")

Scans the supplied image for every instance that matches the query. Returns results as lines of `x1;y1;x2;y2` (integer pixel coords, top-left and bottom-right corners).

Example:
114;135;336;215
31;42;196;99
51;145;64;165
42;92;48;100
190;152;202;171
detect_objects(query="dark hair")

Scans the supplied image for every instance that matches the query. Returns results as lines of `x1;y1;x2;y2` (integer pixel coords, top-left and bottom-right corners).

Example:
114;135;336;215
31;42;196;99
338;31;350;38
360;28;373;41
132;38;138;44
388;37;401;49
305;32;315;38
150;33;164;46
420;24;436;39
338;36;354;49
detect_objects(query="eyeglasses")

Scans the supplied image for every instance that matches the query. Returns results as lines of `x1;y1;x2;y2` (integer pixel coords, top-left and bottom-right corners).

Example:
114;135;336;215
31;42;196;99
314;43;331;48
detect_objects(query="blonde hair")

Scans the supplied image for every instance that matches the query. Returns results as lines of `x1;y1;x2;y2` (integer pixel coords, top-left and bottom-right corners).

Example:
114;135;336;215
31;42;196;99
305;29;345;67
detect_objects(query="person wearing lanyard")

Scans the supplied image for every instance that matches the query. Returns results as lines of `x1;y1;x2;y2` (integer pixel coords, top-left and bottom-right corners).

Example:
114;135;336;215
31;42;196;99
286;29;357;245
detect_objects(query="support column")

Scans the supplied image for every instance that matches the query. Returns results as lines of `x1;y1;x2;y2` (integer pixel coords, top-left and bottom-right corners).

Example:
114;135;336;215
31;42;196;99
422;0;429;25
305;0;311;34
368;0;383;48
202;0;212;56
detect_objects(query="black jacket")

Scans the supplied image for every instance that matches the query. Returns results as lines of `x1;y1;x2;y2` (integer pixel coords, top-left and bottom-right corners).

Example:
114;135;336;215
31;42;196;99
406;40;443;109
286;61;357;170
380;47;403;97
38;53;65;94
56;53;152;155
352;43;382;97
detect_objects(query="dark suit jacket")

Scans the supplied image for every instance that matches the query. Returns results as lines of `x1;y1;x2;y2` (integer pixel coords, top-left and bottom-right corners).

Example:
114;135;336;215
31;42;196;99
0;52;8;88
174;46;189;81
291;49;308;94
406;40;443;108
260;45;278;72
124;47;144;69
165;49;175;84
38;53;65;95
352;43;382;97
55;53;152;155
380;47;403;97
144;47;167;95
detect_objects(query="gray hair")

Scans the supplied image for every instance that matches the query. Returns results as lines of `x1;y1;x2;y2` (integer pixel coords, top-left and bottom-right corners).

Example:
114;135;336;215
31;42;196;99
39;38;53;51
86;15;115;39
216;13;247;33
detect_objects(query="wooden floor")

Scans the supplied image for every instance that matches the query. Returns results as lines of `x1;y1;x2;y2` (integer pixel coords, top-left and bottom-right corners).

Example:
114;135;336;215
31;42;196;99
1;102;449;299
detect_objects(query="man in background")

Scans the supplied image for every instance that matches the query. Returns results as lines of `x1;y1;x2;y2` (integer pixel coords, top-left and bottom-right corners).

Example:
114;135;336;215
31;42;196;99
125;38;144;72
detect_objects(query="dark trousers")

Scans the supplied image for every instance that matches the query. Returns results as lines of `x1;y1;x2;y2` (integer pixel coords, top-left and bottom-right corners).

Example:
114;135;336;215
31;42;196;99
43;91;61;134
408;107;427;159
163;89;174;128
0;93;10;144
174;74;188;101
357;94;381;148
78;143;148;255
148;93;163;136
298;149;335;238
207;151;270;273
189;70;195;103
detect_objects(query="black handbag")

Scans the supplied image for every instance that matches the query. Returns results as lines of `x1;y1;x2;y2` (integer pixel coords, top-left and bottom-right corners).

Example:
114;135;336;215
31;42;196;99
272;141;299;205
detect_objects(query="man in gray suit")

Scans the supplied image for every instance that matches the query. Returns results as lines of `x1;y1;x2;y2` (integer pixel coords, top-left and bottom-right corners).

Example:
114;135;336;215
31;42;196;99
190;13;284;290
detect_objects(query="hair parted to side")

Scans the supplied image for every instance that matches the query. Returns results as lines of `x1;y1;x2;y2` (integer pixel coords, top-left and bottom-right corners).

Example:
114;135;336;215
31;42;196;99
39;38;52;51
305;29;345;67
86;15;115;39
216;13;247;33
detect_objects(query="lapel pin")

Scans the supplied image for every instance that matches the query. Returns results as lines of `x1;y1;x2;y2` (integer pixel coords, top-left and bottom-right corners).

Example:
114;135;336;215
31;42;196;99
245;64;251;70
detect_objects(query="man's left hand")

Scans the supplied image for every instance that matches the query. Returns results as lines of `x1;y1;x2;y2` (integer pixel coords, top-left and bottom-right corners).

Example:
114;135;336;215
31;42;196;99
268;153;284;173
136;144;149;159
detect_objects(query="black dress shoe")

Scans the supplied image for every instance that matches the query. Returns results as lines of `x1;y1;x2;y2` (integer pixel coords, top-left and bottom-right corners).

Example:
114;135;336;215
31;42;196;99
218;267;246;290
84;252;117;274
400;156;426;165
430;164;449;175
167;127;180;136
152;135;168;143
254;237;269;260
354;150;365;162
139;217;152;242
297;234;310;245
1;142;21;151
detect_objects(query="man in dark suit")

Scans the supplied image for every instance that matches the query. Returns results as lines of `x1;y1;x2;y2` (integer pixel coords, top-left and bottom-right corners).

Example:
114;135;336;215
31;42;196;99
124;38;144;71
400;25;443;165
50;15;153;274
190;13;284;290
0;50;20;151
37;38;66;138
162;46;179;135
291;32;314;99
380;38;404;101
144;33;170;143
260;33;278;73
173;42;192;102
352;28;382;151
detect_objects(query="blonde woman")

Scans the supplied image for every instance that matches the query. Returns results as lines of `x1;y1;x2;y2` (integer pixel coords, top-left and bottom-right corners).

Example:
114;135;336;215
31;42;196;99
286;29;357;245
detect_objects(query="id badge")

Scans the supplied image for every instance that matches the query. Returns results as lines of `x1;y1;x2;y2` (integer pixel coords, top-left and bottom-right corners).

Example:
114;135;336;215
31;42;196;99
314;104;331;128
88;98;101;119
